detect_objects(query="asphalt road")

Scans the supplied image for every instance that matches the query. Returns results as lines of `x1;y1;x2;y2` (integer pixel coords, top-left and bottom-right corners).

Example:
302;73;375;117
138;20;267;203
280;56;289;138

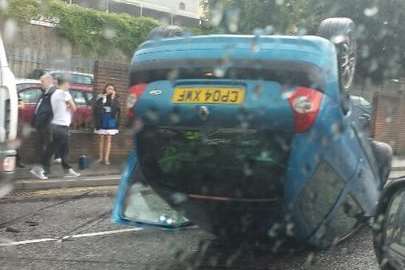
0;196;380;270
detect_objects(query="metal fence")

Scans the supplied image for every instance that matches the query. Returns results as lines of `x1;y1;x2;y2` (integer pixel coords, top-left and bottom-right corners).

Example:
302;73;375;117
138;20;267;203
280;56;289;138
7;50;95;78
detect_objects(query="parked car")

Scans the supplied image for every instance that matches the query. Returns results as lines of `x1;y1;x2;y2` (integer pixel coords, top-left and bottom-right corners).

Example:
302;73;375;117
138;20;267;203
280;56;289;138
113;19;393;249
0;34;18;180
17;79;94;129
27;69;94;86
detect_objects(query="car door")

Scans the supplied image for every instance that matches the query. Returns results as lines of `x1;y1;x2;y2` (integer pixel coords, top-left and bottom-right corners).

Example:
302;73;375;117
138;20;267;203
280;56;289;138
112;150;191;229
347;97;382;213
17;86;43;124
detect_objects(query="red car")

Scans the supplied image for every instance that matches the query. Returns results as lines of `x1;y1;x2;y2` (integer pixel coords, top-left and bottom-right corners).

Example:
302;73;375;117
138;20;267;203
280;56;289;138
17;79;94;129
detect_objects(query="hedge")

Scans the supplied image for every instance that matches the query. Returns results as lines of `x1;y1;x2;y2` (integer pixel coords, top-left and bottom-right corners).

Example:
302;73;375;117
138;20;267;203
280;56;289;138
1;0;160;57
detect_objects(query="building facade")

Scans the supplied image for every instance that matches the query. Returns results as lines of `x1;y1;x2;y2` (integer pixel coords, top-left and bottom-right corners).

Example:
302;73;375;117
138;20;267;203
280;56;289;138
67;0;201;26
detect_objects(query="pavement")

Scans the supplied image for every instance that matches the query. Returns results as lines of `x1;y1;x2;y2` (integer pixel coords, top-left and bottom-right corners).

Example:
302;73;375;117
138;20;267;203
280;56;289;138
0;196;380;270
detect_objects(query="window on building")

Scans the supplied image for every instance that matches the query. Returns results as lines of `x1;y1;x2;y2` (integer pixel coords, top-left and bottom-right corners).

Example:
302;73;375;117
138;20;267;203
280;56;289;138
179;2;186;11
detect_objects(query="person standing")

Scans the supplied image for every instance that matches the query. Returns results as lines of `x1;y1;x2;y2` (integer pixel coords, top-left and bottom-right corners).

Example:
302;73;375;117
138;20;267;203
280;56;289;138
43;77;80;177
93;84;120;165
30;74;56;180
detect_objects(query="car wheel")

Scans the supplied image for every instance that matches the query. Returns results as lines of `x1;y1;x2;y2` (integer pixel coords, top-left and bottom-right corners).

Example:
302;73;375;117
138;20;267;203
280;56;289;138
318;18;357;91
146;25;186;40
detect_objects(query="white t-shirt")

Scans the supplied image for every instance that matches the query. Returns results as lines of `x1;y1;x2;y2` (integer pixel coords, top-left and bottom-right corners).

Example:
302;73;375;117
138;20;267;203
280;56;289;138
51;89;73;126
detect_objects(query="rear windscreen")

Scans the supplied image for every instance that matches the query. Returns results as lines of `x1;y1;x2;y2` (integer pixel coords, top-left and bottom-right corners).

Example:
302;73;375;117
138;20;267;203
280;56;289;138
129;61;325;90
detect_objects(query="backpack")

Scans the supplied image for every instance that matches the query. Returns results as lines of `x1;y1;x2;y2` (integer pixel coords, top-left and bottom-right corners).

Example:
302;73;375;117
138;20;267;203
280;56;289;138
32;87;56;129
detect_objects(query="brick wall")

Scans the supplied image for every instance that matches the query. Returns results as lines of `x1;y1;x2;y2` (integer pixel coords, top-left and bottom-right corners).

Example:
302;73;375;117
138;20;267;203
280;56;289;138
372;91;405;155
19;60;132;164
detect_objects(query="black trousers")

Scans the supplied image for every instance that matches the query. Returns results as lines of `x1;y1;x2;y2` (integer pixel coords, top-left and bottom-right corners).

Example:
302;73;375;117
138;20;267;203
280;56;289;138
43;125;72;172
36;127;51;170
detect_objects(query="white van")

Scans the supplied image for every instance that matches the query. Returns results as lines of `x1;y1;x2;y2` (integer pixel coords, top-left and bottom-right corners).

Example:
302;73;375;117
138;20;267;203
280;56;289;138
0;34;18;177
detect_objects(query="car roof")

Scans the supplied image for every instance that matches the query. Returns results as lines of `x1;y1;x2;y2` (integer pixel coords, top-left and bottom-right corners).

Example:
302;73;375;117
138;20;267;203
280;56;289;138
48;70;94;78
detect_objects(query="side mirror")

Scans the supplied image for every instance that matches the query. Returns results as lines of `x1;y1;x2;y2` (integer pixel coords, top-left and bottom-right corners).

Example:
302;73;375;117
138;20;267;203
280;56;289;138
373;179;405;270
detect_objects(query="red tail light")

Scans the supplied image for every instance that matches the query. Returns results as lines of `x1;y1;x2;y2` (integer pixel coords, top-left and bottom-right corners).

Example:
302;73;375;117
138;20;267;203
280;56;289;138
288;87;323;133
127;83;147;109
127;84;147;126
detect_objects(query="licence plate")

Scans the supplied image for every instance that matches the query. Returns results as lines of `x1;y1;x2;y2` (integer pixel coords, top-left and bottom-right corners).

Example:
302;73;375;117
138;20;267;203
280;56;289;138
172;87;245;104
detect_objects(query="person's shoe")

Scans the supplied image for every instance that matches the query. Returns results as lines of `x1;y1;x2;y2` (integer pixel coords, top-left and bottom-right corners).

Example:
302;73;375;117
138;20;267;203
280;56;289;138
104;161;111;166
53;158;62;164
30;168;48;180
65;168;80;178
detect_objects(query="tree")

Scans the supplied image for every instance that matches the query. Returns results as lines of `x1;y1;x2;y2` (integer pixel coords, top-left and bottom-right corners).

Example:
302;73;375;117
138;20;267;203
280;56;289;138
204;0;405;82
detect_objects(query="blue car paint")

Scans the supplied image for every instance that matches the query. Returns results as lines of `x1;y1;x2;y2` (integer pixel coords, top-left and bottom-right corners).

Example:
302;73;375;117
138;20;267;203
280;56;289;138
114;34;384;244
136;80;295;130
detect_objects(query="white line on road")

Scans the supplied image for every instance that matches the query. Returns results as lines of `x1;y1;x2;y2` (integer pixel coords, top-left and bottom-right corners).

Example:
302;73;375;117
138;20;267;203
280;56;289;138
0;228;144;247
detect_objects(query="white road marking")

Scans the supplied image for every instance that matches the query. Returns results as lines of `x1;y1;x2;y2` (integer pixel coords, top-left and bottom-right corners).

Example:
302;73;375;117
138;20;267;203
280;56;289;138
0;228;144;247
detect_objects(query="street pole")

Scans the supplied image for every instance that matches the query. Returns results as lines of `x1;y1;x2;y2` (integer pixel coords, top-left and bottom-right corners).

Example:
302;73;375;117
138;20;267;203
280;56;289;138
106;0;109;13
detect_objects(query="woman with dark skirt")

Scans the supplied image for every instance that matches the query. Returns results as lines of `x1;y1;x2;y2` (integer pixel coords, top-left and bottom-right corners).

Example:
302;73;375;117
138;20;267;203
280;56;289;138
93;84;121;165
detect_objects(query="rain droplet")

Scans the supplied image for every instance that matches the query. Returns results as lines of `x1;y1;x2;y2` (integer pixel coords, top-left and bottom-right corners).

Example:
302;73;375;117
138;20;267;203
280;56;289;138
276;0;284;5
4;19;17;42
214;67;225;77
0;0;9;11
171;192;187;204
364;6;379;17
211;2;224;27
0;184;13;198
103;27;116;39
226;8;240;33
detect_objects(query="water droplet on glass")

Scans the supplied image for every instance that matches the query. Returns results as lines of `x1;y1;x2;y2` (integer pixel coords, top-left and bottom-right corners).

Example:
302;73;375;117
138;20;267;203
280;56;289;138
103;27;116;39
171;192;187;204
4;19;17;42
276;0;284;5
214;67;225;77
0;0;9;11
0;184;13;198
211;2;224;27
226;8;240;33
364;6;379;17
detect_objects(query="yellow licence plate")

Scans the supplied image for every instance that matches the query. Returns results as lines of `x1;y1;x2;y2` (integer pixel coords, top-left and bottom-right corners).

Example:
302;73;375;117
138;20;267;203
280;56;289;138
172;87;245;104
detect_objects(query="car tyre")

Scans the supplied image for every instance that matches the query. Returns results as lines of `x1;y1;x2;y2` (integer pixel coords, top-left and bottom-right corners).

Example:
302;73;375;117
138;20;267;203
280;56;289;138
147;25;186;40
318;18;357;92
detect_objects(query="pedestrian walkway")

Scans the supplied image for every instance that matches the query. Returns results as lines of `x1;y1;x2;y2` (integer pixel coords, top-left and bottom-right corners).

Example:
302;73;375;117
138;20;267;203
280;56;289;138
15;161;122;180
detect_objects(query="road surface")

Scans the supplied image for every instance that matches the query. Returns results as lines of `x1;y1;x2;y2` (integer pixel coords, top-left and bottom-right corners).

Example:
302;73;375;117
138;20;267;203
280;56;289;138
0;195;380;270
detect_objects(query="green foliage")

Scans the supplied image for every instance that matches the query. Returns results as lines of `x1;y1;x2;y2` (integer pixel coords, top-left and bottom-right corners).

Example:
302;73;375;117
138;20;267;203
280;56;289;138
1;0;159;57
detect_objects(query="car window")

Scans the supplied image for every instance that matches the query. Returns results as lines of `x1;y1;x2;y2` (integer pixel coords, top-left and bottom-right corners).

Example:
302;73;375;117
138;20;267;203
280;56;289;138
84;92;95;104
70;90;87;105
71;74;93;85
19;88;42;103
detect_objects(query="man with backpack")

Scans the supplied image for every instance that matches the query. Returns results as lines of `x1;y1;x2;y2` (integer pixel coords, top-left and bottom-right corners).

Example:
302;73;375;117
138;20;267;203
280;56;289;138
30;73;56;180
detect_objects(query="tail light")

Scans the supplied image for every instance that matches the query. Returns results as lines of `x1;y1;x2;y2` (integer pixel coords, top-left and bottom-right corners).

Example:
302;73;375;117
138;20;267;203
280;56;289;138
288;87;323;133
127;84;147;127
127;83;147;107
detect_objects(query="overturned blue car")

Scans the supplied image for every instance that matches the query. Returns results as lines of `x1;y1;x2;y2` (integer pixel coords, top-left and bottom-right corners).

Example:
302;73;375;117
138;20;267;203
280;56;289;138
113;18;392;249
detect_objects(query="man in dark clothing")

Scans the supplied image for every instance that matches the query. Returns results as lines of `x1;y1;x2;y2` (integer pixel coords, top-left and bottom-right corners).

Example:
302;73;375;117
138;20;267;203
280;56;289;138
30;74;56;180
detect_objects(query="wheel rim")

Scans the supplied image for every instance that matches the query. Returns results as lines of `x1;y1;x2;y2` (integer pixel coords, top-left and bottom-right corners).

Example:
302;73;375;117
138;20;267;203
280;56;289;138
339;41;356;90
